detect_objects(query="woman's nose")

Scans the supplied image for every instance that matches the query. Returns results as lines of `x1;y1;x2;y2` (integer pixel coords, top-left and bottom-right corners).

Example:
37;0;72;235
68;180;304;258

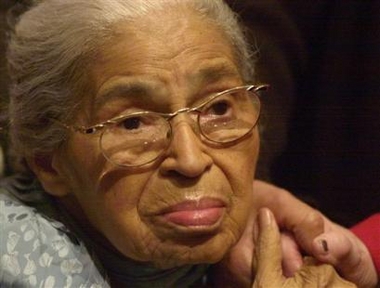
159;120;212;178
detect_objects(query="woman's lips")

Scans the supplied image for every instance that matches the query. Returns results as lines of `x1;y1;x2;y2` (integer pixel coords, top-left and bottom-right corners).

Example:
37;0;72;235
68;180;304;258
161;198;226;227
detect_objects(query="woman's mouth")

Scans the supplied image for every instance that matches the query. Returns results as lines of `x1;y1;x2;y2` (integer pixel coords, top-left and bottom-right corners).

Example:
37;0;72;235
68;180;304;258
161;198;226;227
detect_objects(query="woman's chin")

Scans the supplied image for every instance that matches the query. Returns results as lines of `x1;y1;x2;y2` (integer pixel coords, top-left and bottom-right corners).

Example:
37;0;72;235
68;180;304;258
146;233;236;269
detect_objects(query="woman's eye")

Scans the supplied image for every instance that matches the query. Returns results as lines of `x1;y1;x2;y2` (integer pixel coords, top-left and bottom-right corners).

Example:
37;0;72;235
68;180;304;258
122;117;141;130
208;101;230;115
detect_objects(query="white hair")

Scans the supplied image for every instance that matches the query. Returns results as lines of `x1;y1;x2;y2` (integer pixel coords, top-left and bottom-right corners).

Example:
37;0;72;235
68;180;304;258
6;0;256;171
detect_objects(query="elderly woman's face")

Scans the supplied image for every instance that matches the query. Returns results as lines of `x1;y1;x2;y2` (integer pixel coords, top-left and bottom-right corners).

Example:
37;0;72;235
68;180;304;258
51;11;259;268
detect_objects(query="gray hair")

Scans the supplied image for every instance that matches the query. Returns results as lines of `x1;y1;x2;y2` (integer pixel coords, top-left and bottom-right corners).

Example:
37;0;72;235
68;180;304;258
6;0;256;171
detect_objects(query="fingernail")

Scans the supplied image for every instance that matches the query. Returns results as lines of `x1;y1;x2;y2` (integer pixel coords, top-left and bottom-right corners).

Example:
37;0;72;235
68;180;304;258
319;239;329;254
259;208;272;228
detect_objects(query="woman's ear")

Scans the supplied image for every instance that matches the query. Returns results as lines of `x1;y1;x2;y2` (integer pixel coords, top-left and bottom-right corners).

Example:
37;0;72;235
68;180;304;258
27;154;70;197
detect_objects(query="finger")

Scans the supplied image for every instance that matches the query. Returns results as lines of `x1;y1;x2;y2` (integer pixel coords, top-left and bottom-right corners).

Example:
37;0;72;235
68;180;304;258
312;228;378;287
283;203;325;254
208;209;256;288
253;180;325;253
253;208;284;287
280;231;303;277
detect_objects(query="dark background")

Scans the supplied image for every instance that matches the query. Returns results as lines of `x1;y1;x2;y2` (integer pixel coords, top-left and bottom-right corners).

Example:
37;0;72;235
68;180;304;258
227;0;380;226
1;1;379;227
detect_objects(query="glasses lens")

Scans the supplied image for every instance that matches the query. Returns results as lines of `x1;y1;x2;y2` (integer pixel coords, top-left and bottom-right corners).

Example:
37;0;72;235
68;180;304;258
100;113;170;166
199;87;260;143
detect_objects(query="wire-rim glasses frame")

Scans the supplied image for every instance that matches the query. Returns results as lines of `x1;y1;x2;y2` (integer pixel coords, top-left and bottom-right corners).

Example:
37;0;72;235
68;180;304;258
63;84;269;167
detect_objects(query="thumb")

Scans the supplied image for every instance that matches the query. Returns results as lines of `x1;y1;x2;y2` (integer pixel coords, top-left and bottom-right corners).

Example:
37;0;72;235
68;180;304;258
312;228;377;287
252;208;284;287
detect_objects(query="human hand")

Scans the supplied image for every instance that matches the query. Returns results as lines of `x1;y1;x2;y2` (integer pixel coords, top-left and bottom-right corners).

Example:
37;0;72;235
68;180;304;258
252;208;356;288
253;181;377;288
208;180;377;288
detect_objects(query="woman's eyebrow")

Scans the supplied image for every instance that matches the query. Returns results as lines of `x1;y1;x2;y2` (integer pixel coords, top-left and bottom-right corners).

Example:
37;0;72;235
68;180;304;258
94;79;163;109
194;62;241;86
93;63;240;109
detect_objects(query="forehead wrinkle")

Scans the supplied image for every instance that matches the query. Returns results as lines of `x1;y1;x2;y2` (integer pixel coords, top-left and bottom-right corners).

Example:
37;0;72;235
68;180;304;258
191;61;241;91
94;77;165;110
193;61;242;85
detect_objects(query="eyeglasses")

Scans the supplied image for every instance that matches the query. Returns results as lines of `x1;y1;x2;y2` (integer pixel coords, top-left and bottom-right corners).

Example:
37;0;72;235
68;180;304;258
65;84;268;167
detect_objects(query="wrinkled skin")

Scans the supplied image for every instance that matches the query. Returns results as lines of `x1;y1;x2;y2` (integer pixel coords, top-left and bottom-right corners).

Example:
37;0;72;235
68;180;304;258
252;208;357;288
210;181;377;288
30;8;259;269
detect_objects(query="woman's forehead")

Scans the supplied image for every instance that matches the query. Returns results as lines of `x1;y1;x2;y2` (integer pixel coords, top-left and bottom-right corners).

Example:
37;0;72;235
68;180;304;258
88;14;241;101
96;11;235;65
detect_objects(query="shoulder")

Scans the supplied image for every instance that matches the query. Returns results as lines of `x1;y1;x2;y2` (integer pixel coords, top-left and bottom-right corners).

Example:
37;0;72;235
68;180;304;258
0;188;109;287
